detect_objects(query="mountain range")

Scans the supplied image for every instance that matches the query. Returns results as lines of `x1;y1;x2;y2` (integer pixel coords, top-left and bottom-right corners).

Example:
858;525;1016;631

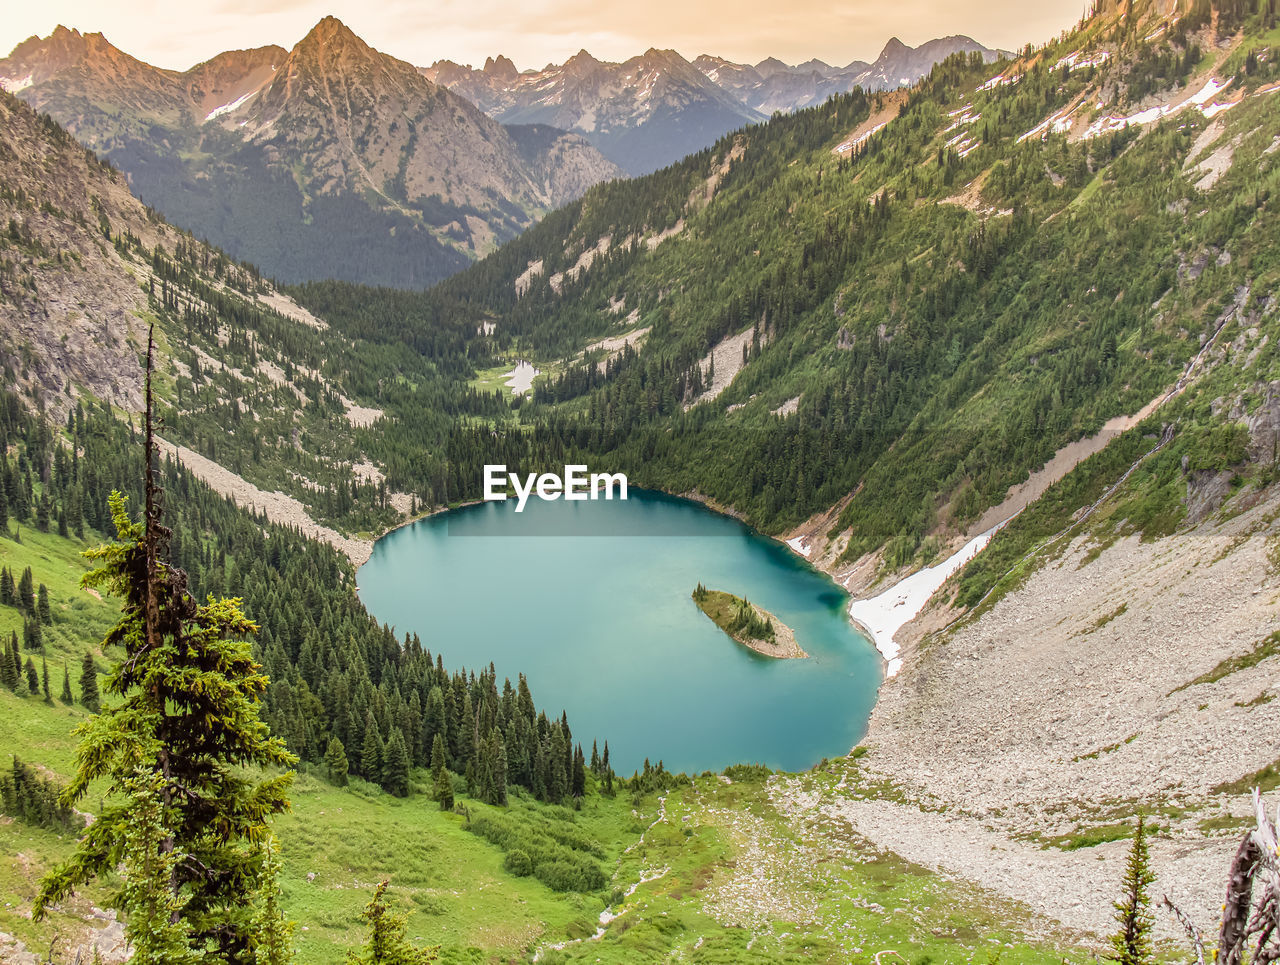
423;35;1005;175
2;22;1003;286
0;17;622;288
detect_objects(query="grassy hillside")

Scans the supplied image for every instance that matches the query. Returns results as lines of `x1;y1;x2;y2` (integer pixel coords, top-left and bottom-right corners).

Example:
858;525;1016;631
0;659;1098;964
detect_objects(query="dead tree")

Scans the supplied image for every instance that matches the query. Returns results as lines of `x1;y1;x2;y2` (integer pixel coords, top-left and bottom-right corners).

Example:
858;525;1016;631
1218;789;1280;965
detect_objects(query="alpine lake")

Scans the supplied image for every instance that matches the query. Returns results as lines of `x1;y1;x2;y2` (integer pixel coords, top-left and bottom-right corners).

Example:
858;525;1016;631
357;489;881;776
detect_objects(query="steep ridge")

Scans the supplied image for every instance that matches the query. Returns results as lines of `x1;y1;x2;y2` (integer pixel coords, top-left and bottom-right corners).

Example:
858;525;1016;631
0;87;438;549
0;19;622;288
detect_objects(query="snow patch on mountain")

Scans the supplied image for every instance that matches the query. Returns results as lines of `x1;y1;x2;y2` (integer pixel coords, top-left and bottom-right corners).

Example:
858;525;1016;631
1082;76;1233;139
848;524;1005;677
205;89;257;121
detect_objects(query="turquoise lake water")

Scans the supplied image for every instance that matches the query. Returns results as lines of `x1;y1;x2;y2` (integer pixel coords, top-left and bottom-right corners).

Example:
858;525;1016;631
356;490;882;776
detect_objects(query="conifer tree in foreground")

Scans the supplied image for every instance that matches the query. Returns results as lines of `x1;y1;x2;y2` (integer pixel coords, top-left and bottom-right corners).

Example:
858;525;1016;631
252;836;295;965
1110;815;1155;965
34;330;296;964
117;771;201;965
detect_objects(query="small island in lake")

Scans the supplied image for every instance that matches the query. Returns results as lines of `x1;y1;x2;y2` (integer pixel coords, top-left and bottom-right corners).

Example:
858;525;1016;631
692;584;808;659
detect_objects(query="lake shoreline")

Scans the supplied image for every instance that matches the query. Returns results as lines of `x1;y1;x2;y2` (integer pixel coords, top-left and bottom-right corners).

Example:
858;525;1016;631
358;489;879;775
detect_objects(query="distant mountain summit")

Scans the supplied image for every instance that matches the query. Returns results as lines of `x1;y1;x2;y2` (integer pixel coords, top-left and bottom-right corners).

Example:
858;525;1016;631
422;46;764;176
0;18;622;288
426;35;1005;175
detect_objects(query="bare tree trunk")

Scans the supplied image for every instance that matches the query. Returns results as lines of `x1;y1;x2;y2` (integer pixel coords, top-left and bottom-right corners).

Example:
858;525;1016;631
142;325;180;919
1218;833;1259;965
1217;791;1280;965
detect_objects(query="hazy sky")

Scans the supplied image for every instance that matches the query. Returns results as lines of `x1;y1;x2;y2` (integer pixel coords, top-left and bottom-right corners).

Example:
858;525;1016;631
1;0;1088;72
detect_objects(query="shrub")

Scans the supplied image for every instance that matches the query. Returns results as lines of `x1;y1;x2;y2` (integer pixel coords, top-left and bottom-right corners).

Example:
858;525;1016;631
504;849;533;876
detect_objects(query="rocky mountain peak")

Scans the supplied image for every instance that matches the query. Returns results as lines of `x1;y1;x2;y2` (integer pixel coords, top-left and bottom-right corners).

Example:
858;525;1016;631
484;54;518;80
293;16;371;62
753;56;791;78
877;37;911;59
563;49;600;71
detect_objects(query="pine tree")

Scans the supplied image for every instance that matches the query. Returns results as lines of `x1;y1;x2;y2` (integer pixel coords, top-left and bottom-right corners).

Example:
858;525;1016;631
37;584;50;625
59;662;73;703
35;336;296;961
0;567;14;605
362;726;384;781
324;737;349;787
24;657;37;694
430;732;446;774
431;734;452;811
15;654;29;696
0;633;16;691
17;566;33;612
40;656;51;704
1110;816;1156;965
251;836;294;965
23;616;42;652
347;881;436;965
117;770;202;965
381;730;411;798
79;651;100;712
572;743;586;800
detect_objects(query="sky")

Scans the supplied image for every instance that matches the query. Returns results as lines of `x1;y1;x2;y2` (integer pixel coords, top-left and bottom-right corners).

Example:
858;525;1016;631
1;0;1089;72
